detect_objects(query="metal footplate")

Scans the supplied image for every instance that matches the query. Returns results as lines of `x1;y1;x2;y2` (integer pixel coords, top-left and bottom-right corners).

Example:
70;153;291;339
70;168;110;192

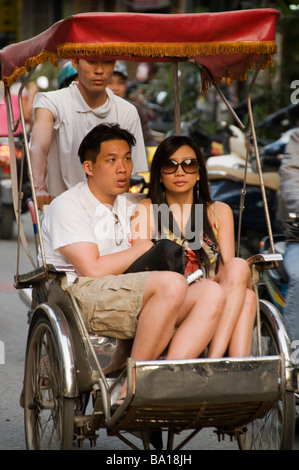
107;355;283;434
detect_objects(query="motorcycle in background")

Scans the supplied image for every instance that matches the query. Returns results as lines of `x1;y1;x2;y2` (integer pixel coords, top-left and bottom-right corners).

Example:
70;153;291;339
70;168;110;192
206;124;283;256
208;167;281;256
206;124;299;256
206;123;250;170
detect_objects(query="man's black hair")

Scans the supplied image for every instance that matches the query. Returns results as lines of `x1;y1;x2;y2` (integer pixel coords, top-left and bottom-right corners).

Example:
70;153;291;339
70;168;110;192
78;123;136;165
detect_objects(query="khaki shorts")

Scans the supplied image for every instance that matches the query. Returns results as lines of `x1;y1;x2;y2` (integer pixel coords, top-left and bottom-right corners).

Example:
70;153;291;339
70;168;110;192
66;272;151;339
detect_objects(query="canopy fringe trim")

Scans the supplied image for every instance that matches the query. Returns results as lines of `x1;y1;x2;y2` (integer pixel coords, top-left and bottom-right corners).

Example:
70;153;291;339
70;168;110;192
2;51;58;87
57;40;277;59
201;55;274;93
1;41;276;88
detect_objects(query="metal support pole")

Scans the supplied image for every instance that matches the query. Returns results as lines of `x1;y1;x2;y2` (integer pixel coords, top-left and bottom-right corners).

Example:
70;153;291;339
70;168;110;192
197;57;275;254
17;68;47;269
195;62;246;131
172;61;181;136
4;85;37;274
246;57;275;254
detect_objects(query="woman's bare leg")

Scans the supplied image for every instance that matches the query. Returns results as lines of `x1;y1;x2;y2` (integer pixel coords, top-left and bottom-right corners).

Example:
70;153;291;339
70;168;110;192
105;271;187;377
228;288;256;356
116;276;224;402
130;271;188;362
115;271;188;401
208;258;255;358
166;280;225;359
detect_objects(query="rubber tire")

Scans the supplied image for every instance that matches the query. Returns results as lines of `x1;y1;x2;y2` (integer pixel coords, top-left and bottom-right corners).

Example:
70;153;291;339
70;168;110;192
24;313;75;450
238;302;295;450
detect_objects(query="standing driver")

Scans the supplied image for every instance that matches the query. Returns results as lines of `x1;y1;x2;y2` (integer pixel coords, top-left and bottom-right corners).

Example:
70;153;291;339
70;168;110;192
29;59;148;209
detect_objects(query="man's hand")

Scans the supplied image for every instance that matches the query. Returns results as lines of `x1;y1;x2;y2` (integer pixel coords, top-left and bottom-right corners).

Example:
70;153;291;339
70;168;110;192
0;155;10;168
35;190;55;210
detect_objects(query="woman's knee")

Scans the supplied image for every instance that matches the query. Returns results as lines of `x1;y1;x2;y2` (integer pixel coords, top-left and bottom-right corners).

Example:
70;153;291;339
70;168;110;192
220;257;251;285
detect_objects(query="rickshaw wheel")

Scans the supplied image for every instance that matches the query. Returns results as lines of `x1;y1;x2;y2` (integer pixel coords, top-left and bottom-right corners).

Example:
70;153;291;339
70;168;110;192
24;313;75;450
238;301;295;450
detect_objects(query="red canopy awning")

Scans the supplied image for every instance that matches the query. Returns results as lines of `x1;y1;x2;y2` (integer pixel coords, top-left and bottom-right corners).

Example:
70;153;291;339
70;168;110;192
0;9;280;90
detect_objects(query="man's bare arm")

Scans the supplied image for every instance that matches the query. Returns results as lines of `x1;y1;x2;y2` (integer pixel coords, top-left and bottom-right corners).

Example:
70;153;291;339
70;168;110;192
30;108;55;209
59;240;153;278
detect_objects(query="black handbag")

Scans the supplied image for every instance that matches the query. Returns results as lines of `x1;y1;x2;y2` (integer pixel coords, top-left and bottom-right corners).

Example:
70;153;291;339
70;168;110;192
125;239;185;275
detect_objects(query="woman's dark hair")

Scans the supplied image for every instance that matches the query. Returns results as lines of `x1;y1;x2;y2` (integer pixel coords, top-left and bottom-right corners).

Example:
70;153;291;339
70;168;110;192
148;135;220;274
78;123;136;165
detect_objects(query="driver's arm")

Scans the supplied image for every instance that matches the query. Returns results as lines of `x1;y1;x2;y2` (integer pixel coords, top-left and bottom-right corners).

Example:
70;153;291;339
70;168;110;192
29;107;55;209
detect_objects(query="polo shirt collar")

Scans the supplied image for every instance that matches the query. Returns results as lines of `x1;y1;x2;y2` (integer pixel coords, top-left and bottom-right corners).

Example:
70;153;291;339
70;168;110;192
71;82;114;118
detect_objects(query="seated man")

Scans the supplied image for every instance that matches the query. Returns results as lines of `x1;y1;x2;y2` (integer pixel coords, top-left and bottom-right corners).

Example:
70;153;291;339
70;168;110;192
40;123;224;402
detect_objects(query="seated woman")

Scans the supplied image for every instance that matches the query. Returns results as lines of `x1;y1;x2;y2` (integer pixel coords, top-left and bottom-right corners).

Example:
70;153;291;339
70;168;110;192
131;135;256;357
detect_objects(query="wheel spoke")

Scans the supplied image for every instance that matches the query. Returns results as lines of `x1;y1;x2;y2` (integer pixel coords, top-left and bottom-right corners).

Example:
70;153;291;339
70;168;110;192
238;302;295;450
247;404;281;449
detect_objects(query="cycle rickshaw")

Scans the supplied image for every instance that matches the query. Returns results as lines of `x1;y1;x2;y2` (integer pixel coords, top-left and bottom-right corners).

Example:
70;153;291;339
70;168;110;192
0;9;297;450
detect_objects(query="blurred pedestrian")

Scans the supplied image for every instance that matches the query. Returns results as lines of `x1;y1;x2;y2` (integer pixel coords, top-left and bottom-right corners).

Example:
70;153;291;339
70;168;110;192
279;128;299;382
57;61;78;89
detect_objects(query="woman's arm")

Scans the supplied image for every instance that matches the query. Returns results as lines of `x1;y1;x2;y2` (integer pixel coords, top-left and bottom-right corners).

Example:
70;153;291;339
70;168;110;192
131;198;155;245
209;201;235;263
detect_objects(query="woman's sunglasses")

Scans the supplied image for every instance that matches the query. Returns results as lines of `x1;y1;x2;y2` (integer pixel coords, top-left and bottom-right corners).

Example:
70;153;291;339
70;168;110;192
161;158;199;174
